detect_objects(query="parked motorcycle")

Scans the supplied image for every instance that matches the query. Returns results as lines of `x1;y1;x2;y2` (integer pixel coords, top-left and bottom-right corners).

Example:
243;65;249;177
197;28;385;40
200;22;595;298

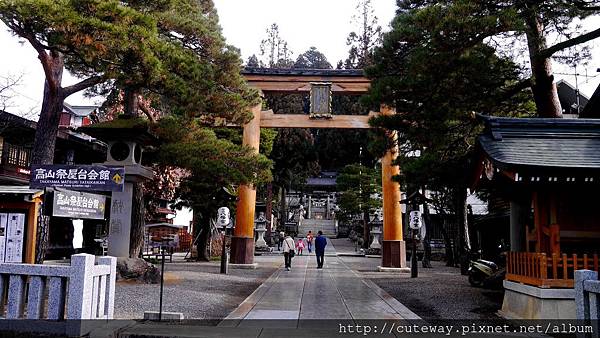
468;246;507;289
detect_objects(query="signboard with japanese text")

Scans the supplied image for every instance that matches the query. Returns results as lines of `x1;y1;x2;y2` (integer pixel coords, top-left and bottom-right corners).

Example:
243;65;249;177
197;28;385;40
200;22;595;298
4;213;25;263
30;165;125;192
52;189;107;220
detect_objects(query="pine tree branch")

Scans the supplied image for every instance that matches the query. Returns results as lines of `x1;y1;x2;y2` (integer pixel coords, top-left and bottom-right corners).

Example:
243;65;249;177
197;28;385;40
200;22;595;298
538;27;600;58
138;102;156;122
501;78;532;100
10;27;58;92
62;75;105;97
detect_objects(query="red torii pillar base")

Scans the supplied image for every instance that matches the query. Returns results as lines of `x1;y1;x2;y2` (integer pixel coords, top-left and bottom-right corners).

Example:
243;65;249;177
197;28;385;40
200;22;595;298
230;237;255;266
381;241;408;270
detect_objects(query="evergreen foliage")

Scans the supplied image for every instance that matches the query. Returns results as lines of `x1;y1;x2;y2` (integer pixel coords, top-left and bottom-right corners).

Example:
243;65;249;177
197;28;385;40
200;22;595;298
336;164;382;226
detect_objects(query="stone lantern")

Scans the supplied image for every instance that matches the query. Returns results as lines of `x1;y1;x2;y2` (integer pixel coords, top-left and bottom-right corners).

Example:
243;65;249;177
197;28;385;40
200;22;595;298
254;212;268;251
369;208;383;253
79;119;156;257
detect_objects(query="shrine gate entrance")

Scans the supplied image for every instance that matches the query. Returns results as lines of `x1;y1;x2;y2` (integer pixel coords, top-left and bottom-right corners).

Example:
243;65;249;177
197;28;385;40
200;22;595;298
231;68;407;270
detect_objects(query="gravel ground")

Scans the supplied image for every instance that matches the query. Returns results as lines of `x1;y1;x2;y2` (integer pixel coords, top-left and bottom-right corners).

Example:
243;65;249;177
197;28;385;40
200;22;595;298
114;255;281;320
337;248;506;322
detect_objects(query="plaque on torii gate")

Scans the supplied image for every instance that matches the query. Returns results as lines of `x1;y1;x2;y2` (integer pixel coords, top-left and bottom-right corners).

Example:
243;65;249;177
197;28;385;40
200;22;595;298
230;68;408;271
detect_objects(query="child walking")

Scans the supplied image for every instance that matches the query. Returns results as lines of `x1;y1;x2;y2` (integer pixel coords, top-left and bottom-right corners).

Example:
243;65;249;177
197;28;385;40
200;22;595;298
296;238;305;255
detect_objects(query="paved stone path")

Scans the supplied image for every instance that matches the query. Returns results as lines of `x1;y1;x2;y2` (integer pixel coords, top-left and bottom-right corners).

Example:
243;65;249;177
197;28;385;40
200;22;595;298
116;241;420;338
222;243;419;327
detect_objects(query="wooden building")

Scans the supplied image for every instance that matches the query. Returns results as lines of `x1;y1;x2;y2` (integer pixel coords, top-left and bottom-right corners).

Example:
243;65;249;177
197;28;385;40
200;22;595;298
0;110;106;260
472;115;600;319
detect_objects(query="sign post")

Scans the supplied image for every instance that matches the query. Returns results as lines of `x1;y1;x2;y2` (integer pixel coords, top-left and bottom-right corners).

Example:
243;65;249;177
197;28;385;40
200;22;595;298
409;209;422;278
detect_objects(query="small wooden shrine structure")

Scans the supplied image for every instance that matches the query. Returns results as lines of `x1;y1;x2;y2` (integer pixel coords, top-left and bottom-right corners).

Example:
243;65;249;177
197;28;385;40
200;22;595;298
472;115;600;319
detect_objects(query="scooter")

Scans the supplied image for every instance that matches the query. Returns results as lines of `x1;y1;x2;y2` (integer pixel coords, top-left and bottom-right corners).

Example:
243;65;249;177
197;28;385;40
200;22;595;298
468;249;507;288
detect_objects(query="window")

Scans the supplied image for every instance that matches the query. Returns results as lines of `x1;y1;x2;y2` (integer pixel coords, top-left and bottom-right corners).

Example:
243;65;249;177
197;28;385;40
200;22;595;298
4;143;31;167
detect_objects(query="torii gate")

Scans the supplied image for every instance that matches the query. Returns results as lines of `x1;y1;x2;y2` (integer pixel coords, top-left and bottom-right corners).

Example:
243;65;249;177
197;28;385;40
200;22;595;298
231;68;407;270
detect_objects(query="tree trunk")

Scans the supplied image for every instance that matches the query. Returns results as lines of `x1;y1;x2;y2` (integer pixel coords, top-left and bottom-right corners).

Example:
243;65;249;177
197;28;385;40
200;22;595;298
31;52;65;165
124;89;139;118
523;7;562;118
279;187;287;230
438;209;455;267
265;183;273;245
455;187;470;274
363;210;370;249
197;221;210;262
192;208;211;262
129;182;145;258
33;52;65;264
422;199;433;268
123;88;146;258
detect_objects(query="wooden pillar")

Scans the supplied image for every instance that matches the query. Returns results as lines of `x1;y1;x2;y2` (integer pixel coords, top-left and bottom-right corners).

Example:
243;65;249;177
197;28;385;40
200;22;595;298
230;103;262;265
380;105;407;268
509;192;530;252
25;199;41;264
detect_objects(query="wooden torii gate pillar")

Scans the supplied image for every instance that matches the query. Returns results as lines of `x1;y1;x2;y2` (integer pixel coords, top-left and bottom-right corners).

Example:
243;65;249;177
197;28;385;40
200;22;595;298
230;69;407;270
230;104;262;266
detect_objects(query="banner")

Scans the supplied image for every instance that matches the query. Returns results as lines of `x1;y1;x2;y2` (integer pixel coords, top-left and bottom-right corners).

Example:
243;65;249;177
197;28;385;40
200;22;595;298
52;189;107;220
30;164;125;192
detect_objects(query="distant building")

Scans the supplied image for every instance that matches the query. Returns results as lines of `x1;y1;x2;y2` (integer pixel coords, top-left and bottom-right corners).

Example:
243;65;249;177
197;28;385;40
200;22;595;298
59;103;99;129
0;110;105;185
556;80;589;117
580;82;600;118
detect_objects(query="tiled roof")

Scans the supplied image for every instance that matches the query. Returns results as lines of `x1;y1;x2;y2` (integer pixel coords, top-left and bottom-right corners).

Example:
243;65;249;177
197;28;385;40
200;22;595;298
478;115;600;170
242;67;364;77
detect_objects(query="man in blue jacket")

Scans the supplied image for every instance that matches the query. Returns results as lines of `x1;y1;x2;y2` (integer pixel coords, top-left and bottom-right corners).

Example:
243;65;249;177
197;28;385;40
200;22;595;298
314;231;327;269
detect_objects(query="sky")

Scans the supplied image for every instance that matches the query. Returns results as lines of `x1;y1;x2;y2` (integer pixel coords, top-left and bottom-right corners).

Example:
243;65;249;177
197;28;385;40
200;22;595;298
0;0;599;118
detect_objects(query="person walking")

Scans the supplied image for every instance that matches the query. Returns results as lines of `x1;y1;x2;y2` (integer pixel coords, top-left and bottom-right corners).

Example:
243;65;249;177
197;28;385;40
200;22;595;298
314;231;327;269
306;231;313;253
296;238;305;256
282;233;295;271
277;230;285;251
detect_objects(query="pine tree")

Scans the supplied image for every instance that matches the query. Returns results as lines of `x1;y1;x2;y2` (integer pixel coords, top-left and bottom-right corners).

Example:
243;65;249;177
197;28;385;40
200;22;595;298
366;4;536;268
343;0;383;69
395;0;600;118
294;47;332;69
0;0;259;260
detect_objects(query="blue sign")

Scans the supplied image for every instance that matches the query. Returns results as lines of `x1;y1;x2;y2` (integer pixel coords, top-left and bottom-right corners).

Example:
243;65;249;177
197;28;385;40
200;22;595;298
30;165;125;192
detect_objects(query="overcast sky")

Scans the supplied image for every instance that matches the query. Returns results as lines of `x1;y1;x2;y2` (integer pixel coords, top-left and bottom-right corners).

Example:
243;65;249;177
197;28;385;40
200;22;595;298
1;0;599;118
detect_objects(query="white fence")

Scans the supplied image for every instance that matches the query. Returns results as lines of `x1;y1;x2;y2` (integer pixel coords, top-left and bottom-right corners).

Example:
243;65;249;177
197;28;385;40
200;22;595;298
575;270;600;337
0;254;116;321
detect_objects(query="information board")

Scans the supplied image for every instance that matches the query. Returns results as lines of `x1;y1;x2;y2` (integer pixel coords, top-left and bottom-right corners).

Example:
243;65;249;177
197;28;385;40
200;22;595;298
52;189;107;220
30;164;125;192
0;214;6;262
4;213;25;263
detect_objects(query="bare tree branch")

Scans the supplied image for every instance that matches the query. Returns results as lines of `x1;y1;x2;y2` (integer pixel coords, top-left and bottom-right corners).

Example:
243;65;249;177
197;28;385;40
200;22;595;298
0;72;24;112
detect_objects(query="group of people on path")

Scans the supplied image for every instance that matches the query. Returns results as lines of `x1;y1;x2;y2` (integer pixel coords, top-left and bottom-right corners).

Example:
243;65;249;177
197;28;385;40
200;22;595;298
280;230;327;271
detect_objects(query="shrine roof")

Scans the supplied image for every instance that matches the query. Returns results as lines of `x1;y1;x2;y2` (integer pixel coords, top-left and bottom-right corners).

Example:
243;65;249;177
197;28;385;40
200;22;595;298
306;177;337;187
478;115;600;170
242;68;364;77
